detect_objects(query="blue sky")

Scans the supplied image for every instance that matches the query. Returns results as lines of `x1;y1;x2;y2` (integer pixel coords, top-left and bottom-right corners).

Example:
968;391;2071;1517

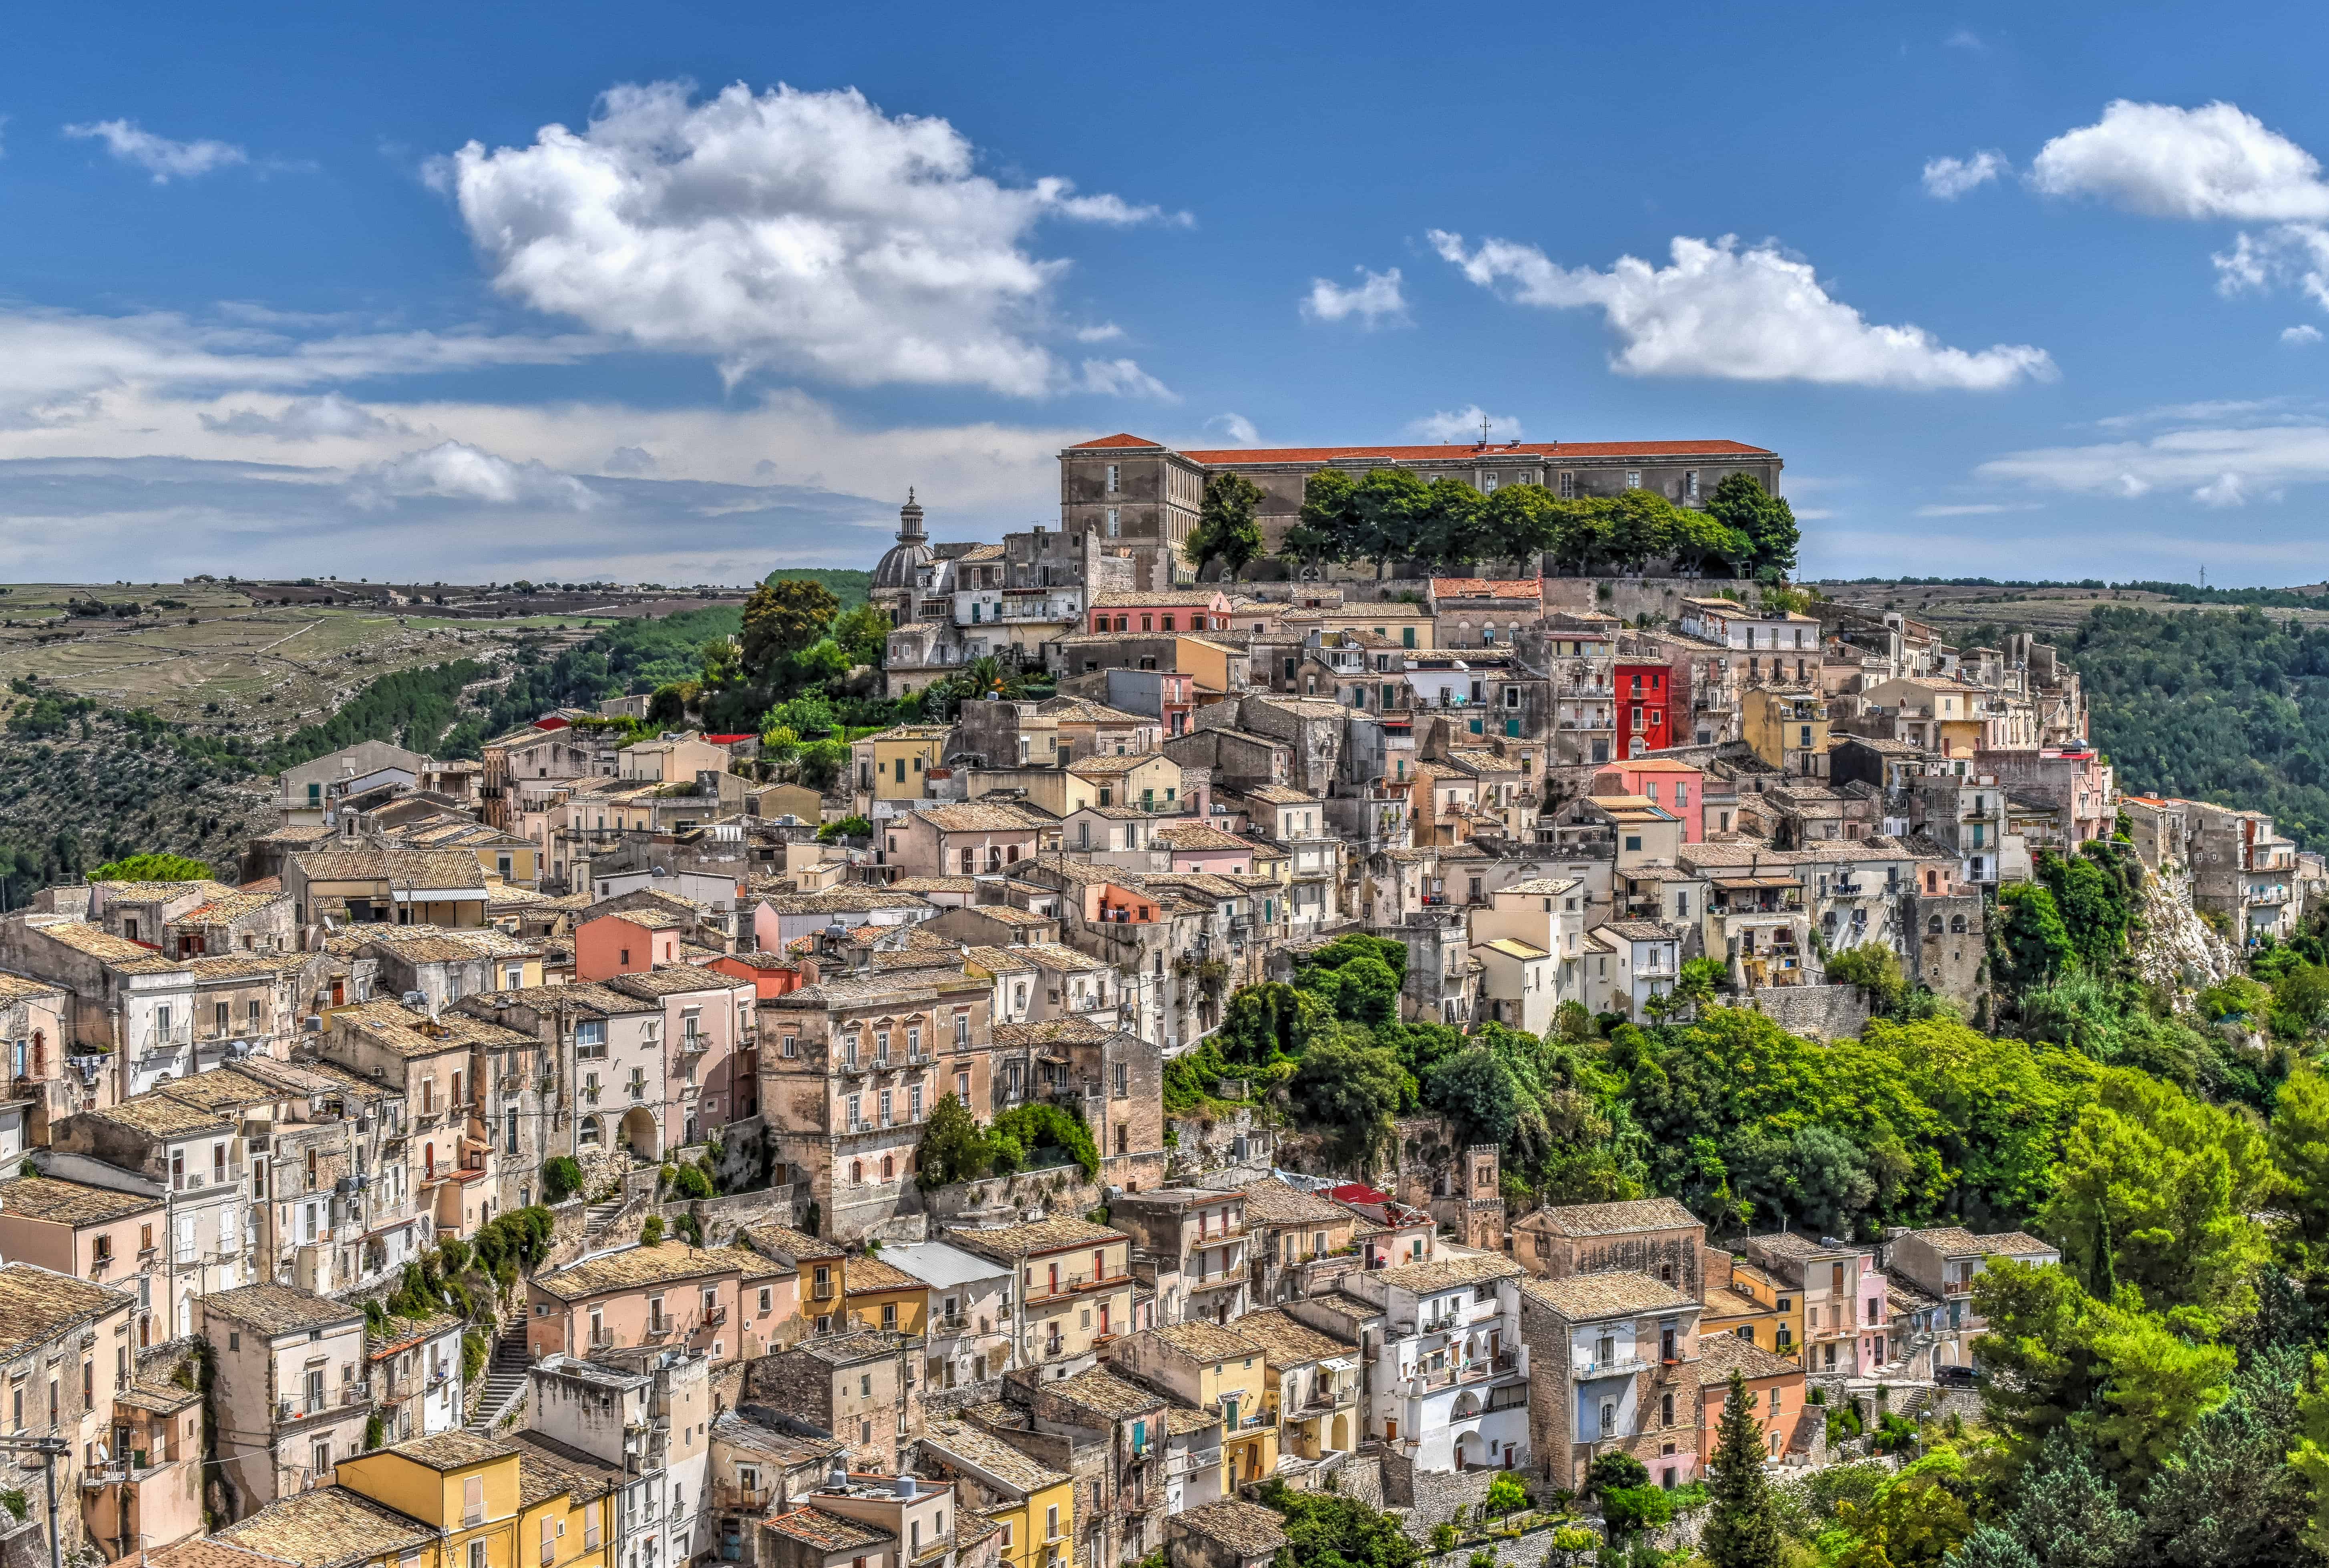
7;2;2329;584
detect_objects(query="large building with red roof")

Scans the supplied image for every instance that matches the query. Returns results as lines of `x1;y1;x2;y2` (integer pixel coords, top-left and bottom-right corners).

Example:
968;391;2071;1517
1057;432;1782;588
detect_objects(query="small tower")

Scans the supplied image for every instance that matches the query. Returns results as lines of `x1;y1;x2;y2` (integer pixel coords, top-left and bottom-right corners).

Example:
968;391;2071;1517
869;488;935;625
1466;1142;1506;1253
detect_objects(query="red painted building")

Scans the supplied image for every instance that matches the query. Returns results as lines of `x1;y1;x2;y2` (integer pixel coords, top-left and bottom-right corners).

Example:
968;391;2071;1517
1617;662;1675;758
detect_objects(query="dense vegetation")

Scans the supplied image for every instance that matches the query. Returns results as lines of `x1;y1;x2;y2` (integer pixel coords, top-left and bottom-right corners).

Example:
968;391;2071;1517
2072;605;2329;848
1279;469;1797;579
1826;574;2329;610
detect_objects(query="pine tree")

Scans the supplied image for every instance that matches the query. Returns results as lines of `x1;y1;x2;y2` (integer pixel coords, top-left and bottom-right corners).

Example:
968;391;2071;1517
2010;1429;2136;1568
1701;1369;1782;1568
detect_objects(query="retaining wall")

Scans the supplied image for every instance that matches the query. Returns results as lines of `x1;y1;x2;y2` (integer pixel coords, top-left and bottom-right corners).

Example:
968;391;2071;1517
1744;983;1872;1041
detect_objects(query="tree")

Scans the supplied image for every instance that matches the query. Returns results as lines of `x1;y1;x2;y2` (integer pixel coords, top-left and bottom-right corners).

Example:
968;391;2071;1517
2270;1064;2329;1255
1706;472;1798;577
1423;1047;1521;1149
1416;478;1486;566
2143;1347;2311;1566
1992;882;2076;990
1701;1369;1782;1568
88;851;211;883
741;579;839;679
1285;470;1358;571
1216;983;1333;1067
796;740;849;790
1350;467;1432;577
1288;1033;1406;1173
2001;1429;2139;1568
1972;1257;2235;1489
829;603;891;667
1602;488;1679;571
1482;1473;1526;1519
916;1094;991;1190
1187;472;1267;582
2037;1068;2273;1315
1825;943;1907;1013
1256;1478;1419;1568
1586;1451;1649;1496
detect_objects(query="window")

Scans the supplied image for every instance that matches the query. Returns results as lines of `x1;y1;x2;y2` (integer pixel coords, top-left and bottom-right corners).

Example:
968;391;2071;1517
1104;507;1120;538
469;1544;487;1568
1104;463;1120;494
1625;469;1642;489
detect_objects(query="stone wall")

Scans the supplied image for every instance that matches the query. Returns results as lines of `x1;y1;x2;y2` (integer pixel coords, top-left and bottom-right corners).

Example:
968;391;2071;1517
1406;1512;1602;1568
917;1167;1107;1228
1743;983;1871;1041
1379;1449;1509;1537
1163;1108;1270;1184
1540;575;1761;625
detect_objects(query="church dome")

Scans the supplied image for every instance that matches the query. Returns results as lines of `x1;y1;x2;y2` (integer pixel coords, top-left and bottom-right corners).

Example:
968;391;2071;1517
871;489;933;595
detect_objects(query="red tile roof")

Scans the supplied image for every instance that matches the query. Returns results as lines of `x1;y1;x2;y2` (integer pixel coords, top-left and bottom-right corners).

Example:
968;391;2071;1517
1176;440;1773;465
1432;578;1543;598
1068;433;1166;449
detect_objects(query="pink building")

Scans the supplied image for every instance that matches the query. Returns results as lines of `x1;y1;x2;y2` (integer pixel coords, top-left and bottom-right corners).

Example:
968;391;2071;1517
1152;823;1254;875
528;1242;747;1365
1591;759;1706;843
0;1176;167;1337
1086;589;1233;635
576;909;690;981
608;967;759;1143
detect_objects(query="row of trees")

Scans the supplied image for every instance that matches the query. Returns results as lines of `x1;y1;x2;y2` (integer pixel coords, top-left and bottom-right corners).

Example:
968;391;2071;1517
1182;468;1799;582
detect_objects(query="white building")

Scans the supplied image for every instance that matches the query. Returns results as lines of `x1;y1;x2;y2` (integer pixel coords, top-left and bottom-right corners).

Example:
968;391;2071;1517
881;1238;1017;1391
1341;1253;1530;1474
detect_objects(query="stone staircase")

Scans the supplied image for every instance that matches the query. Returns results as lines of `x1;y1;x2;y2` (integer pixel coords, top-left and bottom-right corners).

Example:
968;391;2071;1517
584;1202;625;1242
466;1319;531;1433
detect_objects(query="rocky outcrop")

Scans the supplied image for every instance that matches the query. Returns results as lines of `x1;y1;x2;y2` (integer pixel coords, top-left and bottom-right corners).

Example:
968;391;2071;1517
2129;866;2236;995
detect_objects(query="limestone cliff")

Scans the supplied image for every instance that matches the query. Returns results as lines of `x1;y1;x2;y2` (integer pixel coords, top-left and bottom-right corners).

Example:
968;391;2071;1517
2128;865;2237;996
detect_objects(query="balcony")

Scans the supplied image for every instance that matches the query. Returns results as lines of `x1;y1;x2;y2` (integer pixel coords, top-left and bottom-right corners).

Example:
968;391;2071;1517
712;1482;772;1512
1571;1355;1652;1381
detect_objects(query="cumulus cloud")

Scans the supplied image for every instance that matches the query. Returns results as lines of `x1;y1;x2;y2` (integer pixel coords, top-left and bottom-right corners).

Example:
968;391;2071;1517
199;394;409;441
441;80;1179;396
1977;418;2329;505
349;441;599;511
2214;223;2329;308
1922;151;2008;199
1205;413;1260;446
1076;359;1175;400
1408;405;1521;443
64;119;248;182
1428;230;2053;390
2030;101;2329;221
1300;266;1407;326
602;445;660;474
2287;324;2324;345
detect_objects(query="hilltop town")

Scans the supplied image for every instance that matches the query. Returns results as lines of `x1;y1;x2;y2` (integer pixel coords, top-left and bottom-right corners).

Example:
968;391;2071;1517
0;430;2312;1568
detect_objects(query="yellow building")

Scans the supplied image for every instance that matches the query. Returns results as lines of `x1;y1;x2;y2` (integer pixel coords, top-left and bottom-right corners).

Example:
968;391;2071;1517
212;1430;617;1568
918;1418;1075;1568
1172;635;1246;700
1742;687;1831;780
851;726;953;810
1283;603;1435;652
1702;1254;1801;1359
955;1218;1137;1364
1108;1322;1279;1492
1065;753;1182;812
843;1253;931;1337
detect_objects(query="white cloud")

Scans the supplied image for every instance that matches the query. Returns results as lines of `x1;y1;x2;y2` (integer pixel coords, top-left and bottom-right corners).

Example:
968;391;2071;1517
1922;151;2007;199
2030;101;2329;221
602;445;659;474
199;393;409;441
2287;324;2324;344
1301;266;1407;326
441;80;1179;396
1408;405;1520;443
64;119;248;182
1076;358;1175;400
2094;397;2290;428
1912;501;2043;516
349;440;599;511
2214;222;2329;308
1977;419;2329;505
1205;413;1260;446
1945;28;1985;49
1072;323;1124;343
2194;471;2250;507
1428;230;2053;390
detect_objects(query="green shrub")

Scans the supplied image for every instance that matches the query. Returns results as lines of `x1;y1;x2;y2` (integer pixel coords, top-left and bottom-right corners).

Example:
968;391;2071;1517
676;1212;704;1246
0;1489;25;1522
543;1156;585;1203
461;1330;488;1385
671;1164;715;1200
1485;1472;1528;1518
1431;1524;1459;1552
641;1215;666;1245
1585;1451;1649;1498
1597;1486;1674;1541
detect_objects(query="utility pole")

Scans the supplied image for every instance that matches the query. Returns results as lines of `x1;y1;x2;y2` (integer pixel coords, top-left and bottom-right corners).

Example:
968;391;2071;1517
0;1433;70;1568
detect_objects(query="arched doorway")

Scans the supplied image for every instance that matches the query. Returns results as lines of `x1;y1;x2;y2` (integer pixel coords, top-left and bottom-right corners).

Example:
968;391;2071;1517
620;1107;660;1162
1329;1412;1349;1451
1453;1431;1486;1470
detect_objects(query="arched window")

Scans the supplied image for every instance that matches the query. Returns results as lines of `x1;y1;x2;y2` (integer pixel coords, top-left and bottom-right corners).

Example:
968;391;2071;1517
1950;914;1968;934
579;1116;601;1147
1928;915;1944;935
1661;1392;1675;1426
881;1155;895;1182
851;1159;864;1184
1599;1400;1617;1438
